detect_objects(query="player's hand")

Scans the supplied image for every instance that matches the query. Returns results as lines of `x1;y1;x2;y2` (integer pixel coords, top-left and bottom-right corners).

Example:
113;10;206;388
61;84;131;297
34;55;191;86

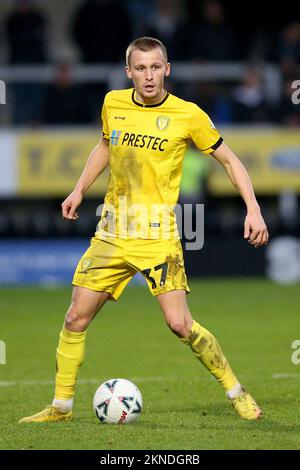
244;209;269;248
61;190;83;220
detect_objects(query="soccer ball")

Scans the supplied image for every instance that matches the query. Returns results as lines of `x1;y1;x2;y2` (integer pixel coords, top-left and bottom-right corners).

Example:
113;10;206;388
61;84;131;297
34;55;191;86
93;378;143;424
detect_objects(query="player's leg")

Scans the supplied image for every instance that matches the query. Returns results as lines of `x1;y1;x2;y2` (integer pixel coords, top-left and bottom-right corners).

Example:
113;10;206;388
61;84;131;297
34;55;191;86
157;289;239;389
156;289;262;420
19;236;135;423
53;286;110;408
19;287;109;423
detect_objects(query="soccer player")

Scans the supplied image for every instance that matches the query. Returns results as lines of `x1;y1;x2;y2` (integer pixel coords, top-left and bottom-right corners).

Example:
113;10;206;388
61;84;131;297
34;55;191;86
19;37;269;423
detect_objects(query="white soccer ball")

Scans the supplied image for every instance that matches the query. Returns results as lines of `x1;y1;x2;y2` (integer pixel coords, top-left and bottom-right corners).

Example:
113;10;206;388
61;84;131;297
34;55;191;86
93;378;143;424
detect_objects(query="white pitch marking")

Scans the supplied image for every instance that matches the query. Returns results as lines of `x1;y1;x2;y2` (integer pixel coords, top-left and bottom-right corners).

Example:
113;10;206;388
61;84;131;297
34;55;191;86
272;373;300;379
0;376;204;387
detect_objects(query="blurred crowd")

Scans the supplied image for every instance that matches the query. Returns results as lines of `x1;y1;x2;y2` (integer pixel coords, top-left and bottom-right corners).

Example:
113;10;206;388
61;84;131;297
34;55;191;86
1;0;300;126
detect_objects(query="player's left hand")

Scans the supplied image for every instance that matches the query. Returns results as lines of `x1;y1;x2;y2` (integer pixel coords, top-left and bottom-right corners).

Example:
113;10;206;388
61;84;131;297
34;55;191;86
244;209;269;248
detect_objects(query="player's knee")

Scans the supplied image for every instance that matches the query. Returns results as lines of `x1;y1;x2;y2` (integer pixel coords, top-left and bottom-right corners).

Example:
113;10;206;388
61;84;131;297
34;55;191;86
64;308;89;332
167;319;189;338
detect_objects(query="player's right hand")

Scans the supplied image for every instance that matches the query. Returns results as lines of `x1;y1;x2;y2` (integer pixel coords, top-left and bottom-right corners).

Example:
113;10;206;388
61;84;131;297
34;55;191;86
61;191;83;220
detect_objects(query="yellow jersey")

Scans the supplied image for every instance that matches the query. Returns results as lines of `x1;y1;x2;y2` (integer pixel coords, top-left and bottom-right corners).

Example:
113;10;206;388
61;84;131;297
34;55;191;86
96;88;222;239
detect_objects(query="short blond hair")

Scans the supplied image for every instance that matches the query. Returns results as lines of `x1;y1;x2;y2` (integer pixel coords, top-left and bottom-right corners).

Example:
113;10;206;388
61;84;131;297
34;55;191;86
126;37;168;66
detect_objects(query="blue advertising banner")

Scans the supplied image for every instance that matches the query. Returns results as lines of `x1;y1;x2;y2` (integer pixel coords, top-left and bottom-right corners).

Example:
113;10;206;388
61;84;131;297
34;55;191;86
0;239;89;285
0;239;145;286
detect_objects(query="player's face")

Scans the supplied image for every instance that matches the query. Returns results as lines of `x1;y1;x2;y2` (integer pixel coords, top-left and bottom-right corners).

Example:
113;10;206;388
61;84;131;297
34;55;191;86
126;48;170;104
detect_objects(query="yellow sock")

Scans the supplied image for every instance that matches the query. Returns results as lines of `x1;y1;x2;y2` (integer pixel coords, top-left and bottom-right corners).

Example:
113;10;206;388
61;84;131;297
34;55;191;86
55;327;87;400
181;320;238;391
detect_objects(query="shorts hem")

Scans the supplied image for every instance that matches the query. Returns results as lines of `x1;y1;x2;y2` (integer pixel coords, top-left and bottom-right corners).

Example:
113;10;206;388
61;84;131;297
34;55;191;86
72;281;118;301
152;285;191;297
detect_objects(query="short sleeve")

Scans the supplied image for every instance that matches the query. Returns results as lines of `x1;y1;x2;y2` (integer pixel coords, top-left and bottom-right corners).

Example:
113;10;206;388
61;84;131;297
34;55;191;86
101;96;109;140
188;104;223;154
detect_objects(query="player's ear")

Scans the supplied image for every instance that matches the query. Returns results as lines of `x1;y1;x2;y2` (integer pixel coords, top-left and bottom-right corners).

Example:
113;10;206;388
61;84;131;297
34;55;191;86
125;65;132;80
165;62;171;77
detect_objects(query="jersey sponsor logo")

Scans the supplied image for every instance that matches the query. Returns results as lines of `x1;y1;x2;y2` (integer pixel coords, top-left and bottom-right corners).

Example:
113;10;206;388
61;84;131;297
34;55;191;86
114;116;126;120
122;132;168;152
111;129;122;145
111;130;168;151
156;116;169;131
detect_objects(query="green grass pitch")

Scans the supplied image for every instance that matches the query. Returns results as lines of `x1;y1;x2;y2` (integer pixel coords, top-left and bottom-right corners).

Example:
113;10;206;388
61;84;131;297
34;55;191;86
0;279;299;450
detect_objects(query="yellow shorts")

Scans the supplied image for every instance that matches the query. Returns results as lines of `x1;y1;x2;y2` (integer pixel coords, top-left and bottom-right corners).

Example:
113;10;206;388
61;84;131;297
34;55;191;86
73;235;190;301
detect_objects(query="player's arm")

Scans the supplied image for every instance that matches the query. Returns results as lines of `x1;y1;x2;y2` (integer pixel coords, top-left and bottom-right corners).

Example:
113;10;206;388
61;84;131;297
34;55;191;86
211;141;269;248
62;137;110;220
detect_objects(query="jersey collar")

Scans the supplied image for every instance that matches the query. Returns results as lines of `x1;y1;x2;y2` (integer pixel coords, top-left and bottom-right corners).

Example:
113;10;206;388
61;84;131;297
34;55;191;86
131;89;169;108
